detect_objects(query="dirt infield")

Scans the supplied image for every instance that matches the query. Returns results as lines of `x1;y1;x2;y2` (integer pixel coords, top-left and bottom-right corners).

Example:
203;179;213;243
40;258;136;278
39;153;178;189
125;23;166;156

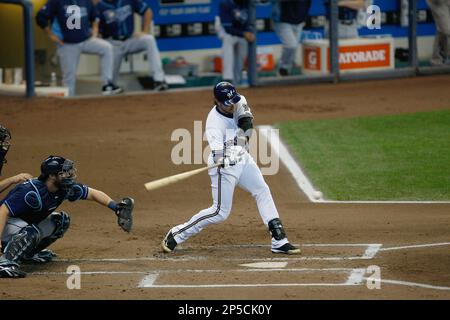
0;75;449;299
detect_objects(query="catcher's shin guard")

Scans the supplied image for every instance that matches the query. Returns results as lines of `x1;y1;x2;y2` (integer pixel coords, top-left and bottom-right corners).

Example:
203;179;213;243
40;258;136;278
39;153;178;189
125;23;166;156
50;211;71;239
3;225;41;263
268;218;286;241
27;212;70;258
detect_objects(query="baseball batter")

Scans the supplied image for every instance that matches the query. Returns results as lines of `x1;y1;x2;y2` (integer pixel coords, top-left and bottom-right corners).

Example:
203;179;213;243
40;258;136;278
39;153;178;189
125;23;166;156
162;82;300;255
0;155;134;278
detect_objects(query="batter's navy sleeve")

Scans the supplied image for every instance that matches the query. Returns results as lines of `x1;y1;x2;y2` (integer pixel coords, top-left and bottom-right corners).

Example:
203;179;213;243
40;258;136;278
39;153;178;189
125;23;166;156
36;0;58;29
133;0;149;15
66;183;89;202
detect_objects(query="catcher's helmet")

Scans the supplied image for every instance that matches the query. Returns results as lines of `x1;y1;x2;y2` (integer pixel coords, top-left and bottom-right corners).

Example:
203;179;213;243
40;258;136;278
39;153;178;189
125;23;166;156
39;155;77;190
214;81;241;106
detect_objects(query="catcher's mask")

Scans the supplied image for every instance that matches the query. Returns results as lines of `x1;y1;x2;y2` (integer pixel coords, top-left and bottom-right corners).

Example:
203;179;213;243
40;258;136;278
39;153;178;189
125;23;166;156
39;155;77;191
0;125;11;175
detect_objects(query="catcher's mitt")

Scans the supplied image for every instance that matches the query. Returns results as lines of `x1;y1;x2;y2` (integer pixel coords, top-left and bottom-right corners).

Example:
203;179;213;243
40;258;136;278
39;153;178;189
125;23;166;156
115;197;134;232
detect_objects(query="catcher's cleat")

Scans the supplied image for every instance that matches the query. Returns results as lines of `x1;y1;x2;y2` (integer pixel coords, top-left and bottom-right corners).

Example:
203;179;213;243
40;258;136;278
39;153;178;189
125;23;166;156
271;243;301;255
161;231;177;253
0;259;26;278
23;249;57;264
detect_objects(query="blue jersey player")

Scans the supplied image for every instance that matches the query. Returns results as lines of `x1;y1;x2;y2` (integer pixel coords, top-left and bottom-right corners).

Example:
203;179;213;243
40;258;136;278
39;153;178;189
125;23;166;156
0;156;134;278
36;0;123;96
96;0;168;91
0;125;32;194
217;0;255;86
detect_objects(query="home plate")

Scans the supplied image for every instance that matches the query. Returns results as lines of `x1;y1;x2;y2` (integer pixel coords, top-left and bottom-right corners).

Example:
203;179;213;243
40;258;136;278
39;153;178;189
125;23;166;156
239;262;288;269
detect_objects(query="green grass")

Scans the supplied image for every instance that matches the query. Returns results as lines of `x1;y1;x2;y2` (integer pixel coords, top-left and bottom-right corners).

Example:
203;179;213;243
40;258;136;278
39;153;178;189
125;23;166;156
276;110;450;201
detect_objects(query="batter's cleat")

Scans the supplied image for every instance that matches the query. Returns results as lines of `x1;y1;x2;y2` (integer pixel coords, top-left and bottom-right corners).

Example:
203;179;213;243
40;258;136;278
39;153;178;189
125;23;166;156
161;231;177;253
0;259;26;278
271;243;301;255
23;249;57;264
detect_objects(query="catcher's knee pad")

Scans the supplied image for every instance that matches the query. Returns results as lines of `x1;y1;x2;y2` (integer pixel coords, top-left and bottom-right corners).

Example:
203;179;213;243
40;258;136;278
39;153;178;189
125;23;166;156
50;211;70;239
3;225;41;263
268;218;286;241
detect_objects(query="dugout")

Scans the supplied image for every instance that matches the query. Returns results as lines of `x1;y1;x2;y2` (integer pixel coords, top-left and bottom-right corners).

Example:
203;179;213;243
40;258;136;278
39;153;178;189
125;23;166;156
0;0;449;97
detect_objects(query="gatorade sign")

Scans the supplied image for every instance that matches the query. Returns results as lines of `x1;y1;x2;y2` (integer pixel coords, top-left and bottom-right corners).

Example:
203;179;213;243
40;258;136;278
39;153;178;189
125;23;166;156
327;43;391;70
302;38;395;74
304;47;321;71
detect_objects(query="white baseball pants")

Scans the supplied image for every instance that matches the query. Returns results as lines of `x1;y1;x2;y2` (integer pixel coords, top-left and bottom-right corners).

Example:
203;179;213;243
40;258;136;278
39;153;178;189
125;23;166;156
170;155;289;249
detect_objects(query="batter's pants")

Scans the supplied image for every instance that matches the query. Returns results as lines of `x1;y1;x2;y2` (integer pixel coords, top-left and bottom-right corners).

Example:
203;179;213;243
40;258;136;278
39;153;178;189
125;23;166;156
170;155;289;249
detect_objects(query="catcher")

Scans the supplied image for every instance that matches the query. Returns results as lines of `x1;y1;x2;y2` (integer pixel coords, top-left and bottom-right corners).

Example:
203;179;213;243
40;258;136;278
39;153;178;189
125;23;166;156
0;155;134;278
0;125;32;193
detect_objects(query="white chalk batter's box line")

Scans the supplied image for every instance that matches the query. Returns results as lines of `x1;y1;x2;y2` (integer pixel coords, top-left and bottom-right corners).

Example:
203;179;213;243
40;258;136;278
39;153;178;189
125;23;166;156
136;244;380;288
137;267;368;289
32;267;450;292
55;243;383;263
54;242;450;264
39;242;450;291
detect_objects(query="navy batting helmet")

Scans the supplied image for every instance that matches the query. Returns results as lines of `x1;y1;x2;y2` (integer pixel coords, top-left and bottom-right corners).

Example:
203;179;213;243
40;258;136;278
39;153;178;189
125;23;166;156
214;81;241;106
39;155;77;190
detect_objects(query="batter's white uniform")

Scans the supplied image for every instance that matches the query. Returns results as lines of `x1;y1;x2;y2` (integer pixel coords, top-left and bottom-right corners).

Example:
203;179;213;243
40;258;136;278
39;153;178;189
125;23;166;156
169;95;289;249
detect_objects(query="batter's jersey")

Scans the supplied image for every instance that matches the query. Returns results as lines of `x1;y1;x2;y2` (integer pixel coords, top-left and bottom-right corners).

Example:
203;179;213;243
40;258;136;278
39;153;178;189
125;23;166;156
205;95;253;153
0;179;89;225
97;0;149;40
36;0;99;44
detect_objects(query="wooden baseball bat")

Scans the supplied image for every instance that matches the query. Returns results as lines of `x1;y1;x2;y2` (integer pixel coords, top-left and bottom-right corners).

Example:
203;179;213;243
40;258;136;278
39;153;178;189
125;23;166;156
144;163;221;191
